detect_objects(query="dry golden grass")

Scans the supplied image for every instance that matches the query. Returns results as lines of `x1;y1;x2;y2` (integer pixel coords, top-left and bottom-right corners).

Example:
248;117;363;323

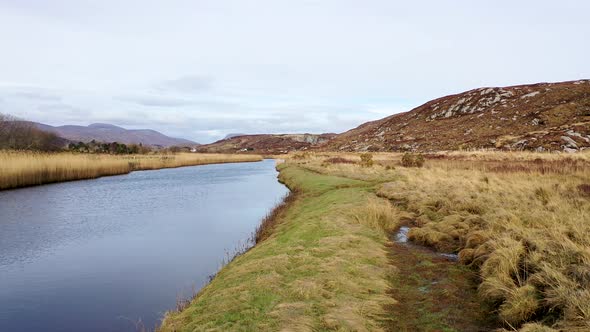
287;151;590;331
0;151;262;190
350;196;399;232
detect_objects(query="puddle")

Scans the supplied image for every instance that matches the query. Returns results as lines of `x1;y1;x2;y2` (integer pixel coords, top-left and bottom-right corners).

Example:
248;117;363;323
393;226;458;261
394;226;410;243
440;253;459;262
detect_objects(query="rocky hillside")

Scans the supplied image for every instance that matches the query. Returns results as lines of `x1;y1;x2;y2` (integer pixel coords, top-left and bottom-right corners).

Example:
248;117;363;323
34;123;199;148
199;133;336;154
321;80;590;152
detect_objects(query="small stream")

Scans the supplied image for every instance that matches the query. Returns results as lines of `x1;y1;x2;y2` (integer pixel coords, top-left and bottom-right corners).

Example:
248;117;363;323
393;226;458;261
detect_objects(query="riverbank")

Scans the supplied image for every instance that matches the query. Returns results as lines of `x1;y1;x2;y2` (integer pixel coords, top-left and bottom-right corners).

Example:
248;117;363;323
159;151;590;331
159;164;397;331
0;151;262;190
159;159;493;331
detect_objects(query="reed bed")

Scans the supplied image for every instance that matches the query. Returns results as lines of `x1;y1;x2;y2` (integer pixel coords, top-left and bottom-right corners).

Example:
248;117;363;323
0;151;262;190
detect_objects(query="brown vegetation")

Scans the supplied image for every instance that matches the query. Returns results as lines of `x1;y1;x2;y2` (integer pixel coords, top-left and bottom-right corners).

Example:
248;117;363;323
283;151;590;331
360;152;374;167
401;153;425;167
321;80;590;153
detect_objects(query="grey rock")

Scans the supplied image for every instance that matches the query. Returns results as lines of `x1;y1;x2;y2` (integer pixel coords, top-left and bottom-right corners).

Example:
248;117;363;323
561;136;578;149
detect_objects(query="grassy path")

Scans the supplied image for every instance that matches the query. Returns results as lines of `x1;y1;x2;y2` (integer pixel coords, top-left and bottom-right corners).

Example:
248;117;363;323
159;164;491;331
384;240;496;331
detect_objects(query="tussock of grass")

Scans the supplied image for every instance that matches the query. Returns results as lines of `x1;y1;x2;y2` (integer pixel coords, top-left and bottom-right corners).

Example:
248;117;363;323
0;151;262;190
509;322;559;332
350;197;399;232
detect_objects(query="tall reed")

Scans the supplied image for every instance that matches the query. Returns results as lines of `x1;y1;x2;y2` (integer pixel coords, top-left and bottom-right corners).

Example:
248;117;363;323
0;151;262;190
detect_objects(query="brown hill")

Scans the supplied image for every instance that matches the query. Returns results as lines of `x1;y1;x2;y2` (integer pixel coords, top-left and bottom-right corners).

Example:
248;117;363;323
199;133;336;154
321;80;590;152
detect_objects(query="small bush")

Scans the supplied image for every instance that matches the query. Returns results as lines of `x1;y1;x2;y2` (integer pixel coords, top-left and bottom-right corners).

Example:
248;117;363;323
359;153;374;167
401;153;425;167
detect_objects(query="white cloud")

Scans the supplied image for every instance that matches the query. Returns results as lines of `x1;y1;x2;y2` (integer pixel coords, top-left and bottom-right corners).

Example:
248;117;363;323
155;76;213;94
0;0;588;143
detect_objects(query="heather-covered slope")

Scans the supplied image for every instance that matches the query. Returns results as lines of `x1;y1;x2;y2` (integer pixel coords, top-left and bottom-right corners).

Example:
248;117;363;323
322;80;590;152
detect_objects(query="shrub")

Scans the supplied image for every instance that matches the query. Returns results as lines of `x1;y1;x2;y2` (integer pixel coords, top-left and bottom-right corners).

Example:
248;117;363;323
359;153;374;167
401;153;425;167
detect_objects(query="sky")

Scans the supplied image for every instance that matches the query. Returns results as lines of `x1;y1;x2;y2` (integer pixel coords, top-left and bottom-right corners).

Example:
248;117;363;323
0;1;588;143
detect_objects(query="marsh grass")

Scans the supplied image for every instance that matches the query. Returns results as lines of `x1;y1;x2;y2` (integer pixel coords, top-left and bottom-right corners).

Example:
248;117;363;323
300;151;589;331
0;151;262;190
384;169;590;330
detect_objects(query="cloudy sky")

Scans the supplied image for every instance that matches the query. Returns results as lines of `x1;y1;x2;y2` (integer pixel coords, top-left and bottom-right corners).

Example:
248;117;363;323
0;1;588;143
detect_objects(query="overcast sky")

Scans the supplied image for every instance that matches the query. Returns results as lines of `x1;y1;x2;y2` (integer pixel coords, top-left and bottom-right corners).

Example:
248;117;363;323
0;1;588;143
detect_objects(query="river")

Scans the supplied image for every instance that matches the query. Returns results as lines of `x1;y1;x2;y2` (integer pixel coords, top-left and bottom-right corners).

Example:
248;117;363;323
0;159;288;331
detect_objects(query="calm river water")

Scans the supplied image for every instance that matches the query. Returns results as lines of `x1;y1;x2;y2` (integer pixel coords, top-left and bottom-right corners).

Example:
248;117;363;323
0;159;288;331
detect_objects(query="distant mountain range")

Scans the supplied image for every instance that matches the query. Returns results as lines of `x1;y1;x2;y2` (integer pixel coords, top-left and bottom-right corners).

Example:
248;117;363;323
33;122;199;148
199;133;336;154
